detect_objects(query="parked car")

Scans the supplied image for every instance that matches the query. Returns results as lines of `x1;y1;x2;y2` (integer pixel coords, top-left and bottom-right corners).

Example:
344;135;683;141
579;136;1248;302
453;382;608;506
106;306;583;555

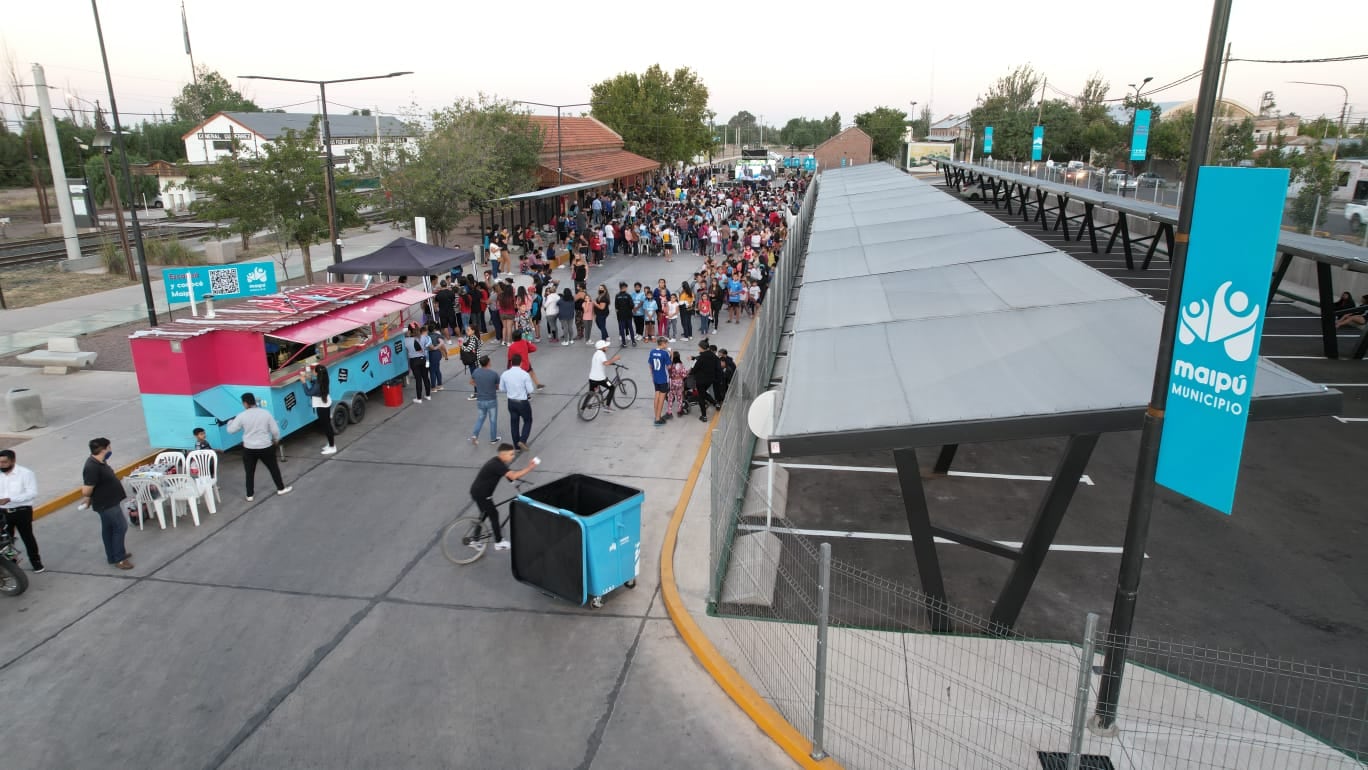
1135;172;1166;188
1106;169;1133;190
1346;199;1366;231
1065;165;1097;183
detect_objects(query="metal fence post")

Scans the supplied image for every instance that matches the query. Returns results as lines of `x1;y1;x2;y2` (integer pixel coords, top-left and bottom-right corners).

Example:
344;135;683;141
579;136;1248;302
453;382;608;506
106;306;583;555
811;541;832;761
1068;612;1101;770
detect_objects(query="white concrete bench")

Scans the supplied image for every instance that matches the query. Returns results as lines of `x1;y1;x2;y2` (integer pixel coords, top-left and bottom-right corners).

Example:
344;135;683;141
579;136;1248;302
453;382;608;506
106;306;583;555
16;337;98;374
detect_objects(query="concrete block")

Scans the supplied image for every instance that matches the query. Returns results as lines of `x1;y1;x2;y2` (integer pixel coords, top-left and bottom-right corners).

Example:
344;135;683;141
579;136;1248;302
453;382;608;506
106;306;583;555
740;459;788;522
6;388;45;431
203;239;239;265
719;530;783;607
57;255;105;273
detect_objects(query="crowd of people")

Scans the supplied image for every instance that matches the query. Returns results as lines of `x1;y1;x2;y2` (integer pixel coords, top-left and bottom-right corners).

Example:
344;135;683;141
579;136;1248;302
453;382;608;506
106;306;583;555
407;168;807;444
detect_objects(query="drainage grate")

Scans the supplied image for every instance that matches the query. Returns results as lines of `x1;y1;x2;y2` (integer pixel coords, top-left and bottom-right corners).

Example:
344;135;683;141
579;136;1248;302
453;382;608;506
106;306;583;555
1037;753;1115;770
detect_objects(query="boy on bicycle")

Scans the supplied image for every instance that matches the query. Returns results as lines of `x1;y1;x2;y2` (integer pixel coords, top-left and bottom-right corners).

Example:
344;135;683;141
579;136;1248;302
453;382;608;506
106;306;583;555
588;340;622;413
469;444;540;551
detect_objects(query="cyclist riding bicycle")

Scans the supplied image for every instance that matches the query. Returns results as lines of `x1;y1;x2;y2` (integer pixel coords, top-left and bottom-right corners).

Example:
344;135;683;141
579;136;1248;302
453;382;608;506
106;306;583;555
588;340;622;413
469;444;539;551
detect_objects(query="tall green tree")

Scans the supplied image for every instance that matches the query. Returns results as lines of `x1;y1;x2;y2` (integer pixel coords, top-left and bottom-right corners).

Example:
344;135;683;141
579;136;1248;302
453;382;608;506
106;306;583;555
187;155;273;249
84;152;159;207
854;106;909;161
365;97;542;245
778;113;841;148
969;65;1046;160
171;67;261;124
1215;117;1256;166
590;65;712;167
260;125;361;283
1289;146;1335;233
1150;110;1196;175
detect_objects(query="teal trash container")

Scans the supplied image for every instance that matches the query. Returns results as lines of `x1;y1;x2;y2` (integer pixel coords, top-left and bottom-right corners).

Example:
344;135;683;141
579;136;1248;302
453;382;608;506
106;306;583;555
510;474;643;608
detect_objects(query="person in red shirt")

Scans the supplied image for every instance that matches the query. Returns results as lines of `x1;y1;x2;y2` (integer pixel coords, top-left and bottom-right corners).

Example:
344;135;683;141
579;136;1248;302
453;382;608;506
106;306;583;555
506;331;545;390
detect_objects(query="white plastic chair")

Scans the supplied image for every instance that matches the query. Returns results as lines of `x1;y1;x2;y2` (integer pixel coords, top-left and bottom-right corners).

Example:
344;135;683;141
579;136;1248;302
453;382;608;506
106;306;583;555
185;449;220;514
154;451;186;474
157;474;202;527
126;477;168;530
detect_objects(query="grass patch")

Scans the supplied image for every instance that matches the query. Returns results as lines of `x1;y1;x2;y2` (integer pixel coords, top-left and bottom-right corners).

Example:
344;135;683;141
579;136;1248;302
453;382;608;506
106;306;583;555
0;266;129;308
143;236;200;266
100;237;128;276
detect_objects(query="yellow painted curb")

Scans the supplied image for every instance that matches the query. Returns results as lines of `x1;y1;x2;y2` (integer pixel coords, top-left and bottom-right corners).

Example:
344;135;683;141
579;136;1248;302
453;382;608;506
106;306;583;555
658;320;843;769
33;451;162;521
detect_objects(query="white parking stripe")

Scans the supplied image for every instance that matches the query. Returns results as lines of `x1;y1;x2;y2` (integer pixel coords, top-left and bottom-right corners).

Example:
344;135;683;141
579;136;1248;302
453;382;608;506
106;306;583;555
1334;417;1368;423
753;461;1095;486
736;523;1143;556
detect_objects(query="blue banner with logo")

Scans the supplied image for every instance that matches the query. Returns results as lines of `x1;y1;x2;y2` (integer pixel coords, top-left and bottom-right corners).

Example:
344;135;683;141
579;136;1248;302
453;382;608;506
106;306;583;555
163;262;279;306
1031;126;1044;161
1155;167;1289;514
983;126;993;154
1130;109;1152;162
802;156;816;171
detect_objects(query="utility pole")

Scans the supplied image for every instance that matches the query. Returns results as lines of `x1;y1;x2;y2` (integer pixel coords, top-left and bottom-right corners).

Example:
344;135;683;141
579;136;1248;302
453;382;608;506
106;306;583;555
32;64;82;263
1206;42;1233;165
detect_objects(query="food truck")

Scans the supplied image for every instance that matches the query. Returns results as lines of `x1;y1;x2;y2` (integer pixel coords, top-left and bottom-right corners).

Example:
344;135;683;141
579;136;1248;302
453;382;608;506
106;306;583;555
130;281;431;450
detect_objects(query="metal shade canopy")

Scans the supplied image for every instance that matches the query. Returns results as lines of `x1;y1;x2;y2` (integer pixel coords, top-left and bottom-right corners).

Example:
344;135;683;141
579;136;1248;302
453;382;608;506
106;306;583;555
768;164;1340;458
326;237;475;276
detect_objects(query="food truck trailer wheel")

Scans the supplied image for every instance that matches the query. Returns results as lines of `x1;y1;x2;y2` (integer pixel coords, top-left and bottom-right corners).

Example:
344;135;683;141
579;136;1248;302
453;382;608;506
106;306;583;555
348;394;367;424
330;403;351;435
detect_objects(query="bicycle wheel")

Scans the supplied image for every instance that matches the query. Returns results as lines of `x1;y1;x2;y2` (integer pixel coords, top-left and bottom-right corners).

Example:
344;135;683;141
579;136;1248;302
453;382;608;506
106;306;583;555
441;515;490;565
613;378;638;409
578;390;602;421
0;558;28;596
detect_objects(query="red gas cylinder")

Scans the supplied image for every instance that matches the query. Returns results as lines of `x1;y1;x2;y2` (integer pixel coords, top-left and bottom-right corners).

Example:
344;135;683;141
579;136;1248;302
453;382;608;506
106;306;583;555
382;383;404;407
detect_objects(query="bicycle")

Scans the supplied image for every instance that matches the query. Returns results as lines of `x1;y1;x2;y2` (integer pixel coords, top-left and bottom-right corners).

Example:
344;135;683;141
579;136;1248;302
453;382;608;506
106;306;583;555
577;362;637;421
441;480;529;565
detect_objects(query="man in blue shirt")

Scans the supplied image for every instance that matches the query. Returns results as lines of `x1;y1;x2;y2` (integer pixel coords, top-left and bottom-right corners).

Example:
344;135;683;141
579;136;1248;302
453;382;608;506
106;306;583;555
648;338;672;426
630;283;647;342
726;276;744;324
499;353;536;451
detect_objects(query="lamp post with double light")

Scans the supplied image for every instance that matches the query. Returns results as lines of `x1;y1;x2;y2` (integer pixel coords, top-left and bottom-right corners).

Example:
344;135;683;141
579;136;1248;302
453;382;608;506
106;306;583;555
1120;76;1154;198
238;71;412;264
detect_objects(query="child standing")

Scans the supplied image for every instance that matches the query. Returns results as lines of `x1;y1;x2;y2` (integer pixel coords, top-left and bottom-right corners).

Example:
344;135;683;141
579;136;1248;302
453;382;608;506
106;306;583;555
665;294;680;342
697;292;712;336
642;293;659;342
667;351;689;418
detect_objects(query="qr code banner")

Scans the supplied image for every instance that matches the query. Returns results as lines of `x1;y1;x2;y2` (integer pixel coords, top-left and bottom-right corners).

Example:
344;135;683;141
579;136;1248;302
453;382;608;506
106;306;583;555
208;268;241;296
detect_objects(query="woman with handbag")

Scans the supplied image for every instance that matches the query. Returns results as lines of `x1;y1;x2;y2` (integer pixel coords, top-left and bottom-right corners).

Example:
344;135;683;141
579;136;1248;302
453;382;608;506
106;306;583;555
300;364;337;455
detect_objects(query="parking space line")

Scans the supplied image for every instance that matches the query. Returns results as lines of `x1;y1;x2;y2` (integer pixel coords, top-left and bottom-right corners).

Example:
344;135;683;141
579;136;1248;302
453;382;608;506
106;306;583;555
1320;383;1368;387
754;461;1095;485
1264;355;1331;359
1334;417;1368;423
736;523;1142;556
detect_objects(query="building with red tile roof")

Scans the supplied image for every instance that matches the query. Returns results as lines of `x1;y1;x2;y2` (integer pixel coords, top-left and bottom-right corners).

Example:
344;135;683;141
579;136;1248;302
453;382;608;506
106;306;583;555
525;115;659;188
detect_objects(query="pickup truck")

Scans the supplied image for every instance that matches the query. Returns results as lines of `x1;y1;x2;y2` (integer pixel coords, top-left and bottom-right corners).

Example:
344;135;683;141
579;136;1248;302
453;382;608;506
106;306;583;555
1346;200;1366;231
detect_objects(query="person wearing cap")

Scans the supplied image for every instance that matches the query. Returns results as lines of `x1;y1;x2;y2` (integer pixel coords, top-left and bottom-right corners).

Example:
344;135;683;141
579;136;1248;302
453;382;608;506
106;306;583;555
588;340;621;413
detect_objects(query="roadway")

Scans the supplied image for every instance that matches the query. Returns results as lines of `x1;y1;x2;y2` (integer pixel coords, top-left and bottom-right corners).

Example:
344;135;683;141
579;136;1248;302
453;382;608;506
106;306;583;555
0;251;790;770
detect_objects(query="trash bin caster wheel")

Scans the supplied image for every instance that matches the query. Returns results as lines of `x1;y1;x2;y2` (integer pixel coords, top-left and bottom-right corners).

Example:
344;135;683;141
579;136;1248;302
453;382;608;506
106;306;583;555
625;579;637;589
590;596;604;609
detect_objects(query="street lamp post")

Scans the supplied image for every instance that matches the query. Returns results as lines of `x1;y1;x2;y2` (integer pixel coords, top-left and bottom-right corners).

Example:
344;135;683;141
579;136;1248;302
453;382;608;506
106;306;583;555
1289;81;1350;162
91;0;158;326
908;101;918;169
1121;76;1154;198
239;71;413;264
513;100;591;188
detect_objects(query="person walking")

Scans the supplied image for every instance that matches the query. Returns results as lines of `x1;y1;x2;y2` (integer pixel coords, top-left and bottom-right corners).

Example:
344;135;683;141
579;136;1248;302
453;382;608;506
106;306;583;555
426;323;448;391
459;325;481;401
469;355;500;446
506;331;545;391
500;353;536;452
300;363;336;456
0;449;42;573
406;324;432;403
80;438;132;570
594;284;612;343
542;287;561;343
690;342;722;422
469;445;541;552
648;338;672;426
221;394;292;502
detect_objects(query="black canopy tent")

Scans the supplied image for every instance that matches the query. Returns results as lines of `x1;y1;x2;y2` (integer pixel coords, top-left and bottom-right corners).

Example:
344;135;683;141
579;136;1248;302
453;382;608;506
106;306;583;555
326;237;475;277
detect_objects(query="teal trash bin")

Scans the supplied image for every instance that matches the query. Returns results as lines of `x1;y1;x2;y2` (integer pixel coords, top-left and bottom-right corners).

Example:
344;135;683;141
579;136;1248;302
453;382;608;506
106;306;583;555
510;474;643;608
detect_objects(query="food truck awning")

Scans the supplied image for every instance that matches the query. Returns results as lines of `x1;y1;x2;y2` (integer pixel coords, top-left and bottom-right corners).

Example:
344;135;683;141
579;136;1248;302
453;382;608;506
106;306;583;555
333;297;411;325
271;314;365;345
194;386;245;422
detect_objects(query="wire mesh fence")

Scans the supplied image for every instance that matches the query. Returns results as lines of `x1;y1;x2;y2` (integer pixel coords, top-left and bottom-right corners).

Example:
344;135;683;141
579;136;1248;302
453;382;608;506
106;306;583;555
701;168;1368;769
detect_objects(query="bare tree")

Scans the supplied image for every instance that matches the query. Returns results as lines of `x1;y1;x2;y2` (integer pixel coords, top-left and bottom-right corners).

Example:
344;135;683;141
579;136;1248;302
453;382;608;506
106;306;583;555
1078;73;1110;107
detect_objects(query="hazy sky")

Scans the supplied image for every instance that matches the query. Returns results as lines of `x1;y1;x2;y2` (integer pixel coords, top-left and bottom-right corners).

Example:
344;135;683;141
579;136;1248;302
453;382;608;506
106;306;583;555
4;0;1367;132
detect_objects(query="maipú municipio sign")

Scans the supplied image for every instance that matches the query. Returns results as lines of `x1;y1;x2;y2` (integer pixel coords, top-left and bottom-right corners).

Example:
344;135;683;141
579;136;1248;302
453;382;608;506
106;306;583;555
1155;166;1289;514
163;262;278;306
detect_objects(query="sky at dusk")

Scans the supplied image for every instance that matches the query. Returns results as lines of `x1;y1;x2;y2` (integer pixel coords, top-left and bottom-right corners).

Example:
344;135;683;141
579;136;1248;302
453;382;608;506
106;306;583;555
3;0;1366;131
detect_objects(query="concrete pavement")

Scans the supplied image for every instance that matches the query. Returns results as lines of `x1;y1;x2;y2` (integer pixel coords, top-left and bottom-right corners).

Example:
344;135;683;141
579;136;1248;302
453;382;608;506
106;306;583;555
0;246;794;770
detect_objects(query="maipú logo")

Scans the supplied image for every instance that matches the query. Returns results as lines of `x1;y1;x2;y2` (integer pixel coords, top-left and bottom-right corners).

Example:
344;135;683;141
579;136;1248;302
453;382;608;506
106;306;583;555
1177;281;1260;362
246;267;269;285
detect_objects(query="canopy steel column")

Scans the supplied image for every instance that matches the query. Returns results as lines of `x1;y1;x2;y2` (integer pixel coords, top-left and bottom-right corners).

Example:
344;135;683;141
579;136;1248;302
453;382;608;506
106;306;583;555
989;434;1100;632
892;448;952;632
1316;262;1339;359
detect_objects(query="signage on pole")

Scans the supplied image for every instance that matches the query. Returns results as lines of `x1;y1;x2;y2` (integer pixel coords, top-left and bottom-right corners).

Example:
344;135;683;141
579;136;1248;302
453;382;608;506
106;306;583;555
1155;167;1290;514
983;126;993;154
1130;109;1152;162
1031;126;1044;161
163;262;279;306
802;156;816;171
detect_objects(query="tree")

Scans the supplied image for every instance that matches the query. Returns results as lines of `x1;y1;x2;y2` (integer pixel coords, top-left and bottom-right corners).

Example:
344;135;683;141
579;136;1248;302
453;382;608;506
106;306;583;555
1151;110;1196;175
969;65;1046;160
187;155;273;250
1299;116;1342;140
84;152;159;207
171;67;260;125
1215;117;1256;166
1289;146;1335;233
369;97;542;245
909;105;932;140
778;113;842;148
726;111;757;130
590;64;712;167
854;106;909;161
259;125;361;283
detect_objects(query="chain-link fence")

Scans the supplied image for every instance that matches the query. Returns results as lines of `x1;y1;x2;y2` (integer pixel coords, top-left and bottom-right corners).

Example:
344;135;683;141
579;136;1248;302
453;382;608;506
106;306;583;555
702;168;1368;769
